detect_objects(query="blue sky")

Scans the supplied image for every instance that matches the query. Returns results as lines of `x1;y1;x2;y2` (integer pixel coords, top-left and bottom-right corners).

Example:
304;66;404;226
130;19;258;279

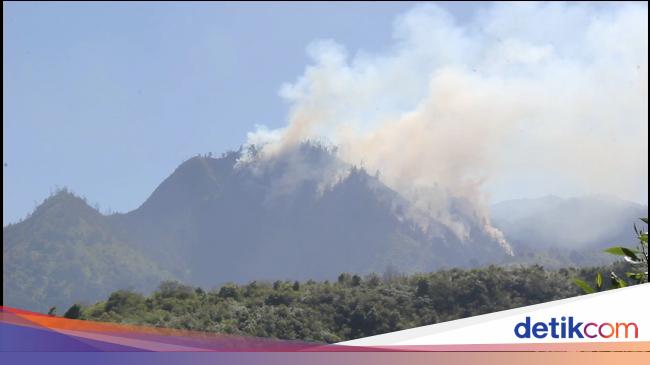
3;2;646;225
3;2;426;223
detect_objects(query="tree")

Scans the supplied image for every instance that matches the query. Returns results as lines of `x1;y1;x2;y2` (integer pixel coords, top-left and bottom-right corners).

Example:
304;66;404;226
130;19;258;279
218;284;240;299
157;281;195;299
105;290;146;315
605;217;649;284
337;273;351;286
351;275;362;287
63;304;82;319
574;217;648;293
366;274;381;287
416;278;430;297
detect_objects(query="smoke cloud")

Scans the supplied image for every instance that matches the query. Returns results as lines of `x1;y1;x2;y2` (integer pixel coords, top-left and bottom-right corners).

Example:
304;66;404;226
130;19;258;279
245;2;648;253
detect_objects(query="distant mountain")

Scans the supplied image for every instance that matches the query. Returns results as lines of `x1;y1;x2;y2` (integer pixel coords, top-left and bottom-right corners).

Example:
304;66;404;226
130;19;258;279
4;144;646;312
492;195;648;267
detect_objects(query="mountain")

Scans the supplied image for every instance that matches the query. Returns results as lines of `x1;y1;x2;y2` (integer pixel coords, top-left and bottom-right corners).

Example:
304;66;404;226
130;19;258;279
108;144;509;286
492;195;648;267
4;144;646;312
4;144;509;312
3;191;172;313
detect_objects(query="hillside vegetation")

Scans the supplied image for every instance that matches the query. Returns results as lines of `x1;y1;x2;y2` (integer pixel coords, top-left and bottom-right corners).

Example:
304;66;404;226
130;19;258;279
74;263;631;343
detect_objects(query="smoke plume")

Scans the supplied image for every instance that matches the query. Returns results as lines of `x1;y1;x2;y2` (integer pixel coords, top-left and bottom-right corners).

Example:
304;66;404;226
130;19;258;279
245;3;648;253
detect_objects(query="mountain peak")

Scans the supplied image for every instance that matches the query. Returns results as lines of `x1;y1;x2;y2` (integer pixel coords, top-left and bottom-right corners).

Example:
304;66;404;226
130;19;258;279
29;189;101;221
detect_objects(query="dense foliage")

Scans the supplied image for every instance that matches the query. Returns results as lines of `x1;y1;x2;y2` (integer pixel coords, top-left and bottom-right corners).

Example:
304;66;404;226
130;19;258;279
3;191;172;312
76;263;632;343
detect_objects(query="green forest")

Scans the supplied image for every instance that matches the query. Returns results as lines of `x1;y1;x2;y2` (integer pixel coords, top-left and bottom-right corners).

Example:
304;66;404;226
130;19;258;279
66;263;635;343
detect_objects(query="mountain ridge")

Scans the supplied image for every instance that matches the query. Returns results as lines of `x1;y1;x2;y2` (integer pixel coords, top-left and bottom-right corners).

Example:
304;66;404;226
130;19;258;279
4;144;647;312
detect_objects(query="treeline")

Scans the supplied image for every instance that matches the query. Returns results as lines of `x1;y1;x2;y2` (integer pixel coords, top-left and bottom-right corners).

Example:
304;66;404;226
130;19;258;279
70;263;631;343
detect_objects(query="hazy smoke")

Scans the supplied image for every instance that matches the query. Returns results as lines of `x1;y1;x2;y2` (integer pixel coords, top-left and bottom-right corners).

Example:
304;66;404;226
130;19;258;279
246;3;648;253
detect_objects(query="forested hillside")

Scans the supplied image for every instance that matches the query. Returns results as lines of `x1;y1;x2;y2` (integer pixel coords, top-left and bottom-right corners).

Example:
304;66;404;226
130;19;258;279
74;263;631;343
3;190;172;312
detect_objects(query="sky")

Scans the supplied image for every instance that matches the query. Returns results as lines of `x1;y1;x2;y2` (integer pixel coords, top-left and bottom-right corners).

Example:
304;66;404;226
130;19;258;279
3;1;648;225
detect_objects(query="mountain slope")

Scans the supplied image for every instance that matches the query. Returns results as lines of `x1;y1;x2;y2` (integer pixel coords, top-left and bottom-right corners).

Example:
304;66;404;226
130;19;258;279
3;191;172;312
5;144;644;312
110;145;510;286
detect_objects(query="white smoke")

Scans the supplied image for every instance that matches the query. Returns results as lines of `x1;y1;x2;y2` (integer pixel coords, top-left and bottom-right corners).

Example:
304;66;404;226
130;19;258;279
245;2;648;253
